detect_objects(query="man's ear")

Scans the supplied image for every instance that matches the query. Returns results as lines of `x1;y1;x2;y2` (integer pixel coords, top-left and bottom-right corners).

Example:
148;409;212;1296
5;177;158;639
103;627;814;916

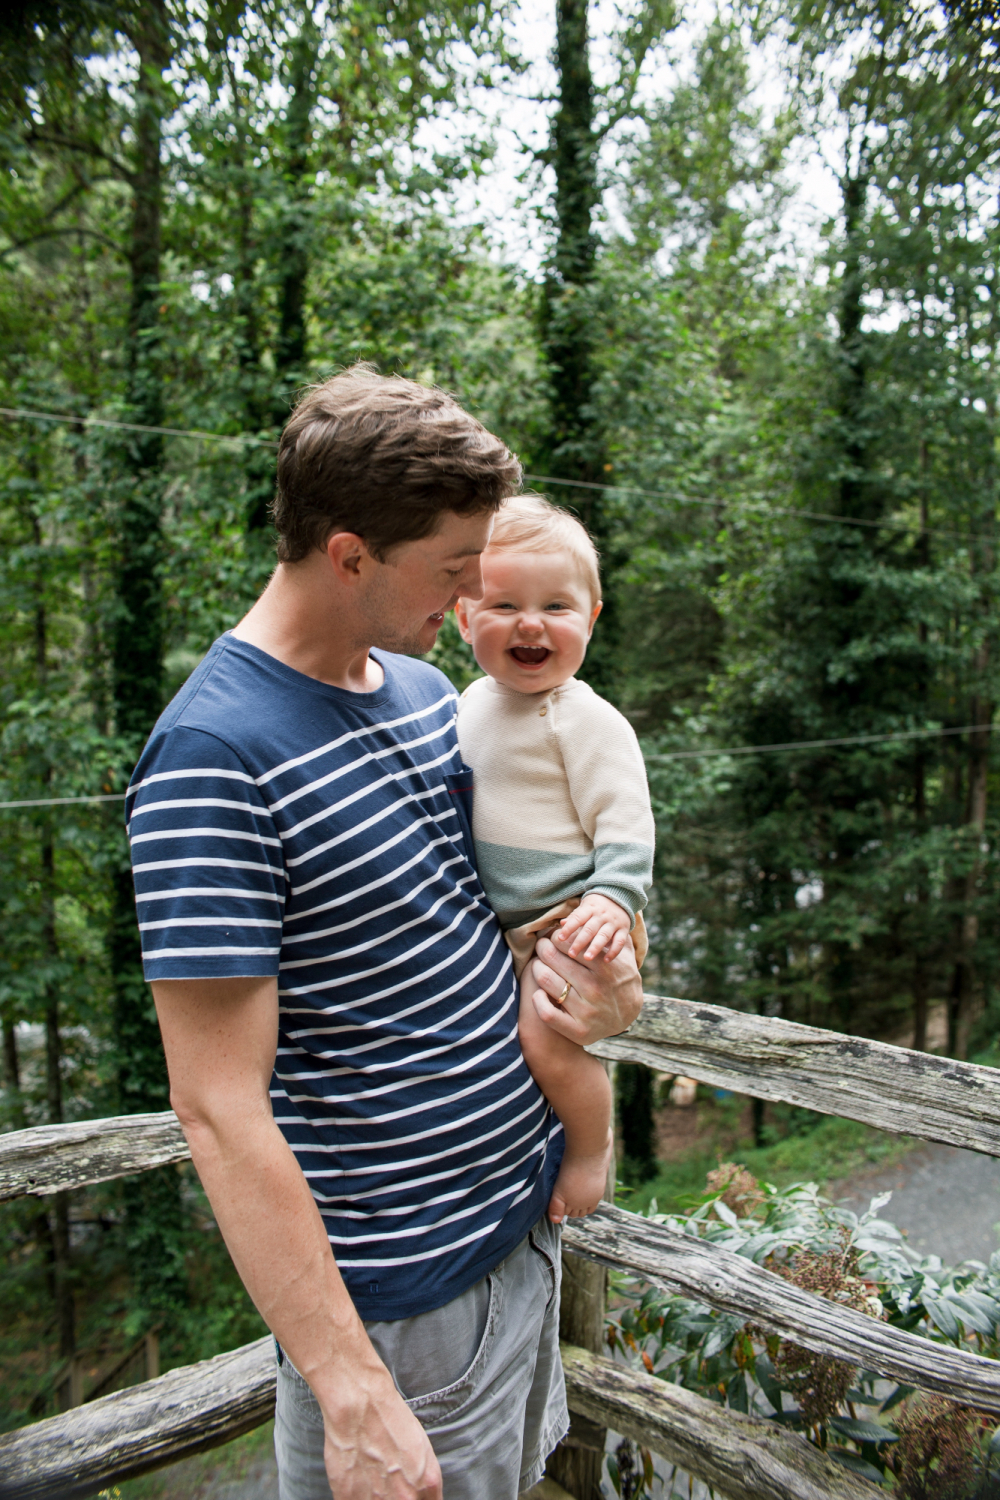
587;599;603;638
324;531;370;585
454;598;474;643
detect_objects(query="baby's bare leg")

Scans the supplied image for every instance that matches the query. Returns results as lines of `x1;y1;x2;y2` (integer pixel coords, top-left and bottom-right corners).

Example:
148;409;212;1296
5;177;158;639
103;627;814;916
518;964;612;1221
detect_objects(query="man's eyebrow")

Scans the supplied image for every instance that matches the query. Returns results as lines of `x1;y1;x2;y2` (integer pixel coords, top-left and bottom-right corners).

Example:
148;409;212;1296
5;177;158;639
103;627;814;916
443;546;485;559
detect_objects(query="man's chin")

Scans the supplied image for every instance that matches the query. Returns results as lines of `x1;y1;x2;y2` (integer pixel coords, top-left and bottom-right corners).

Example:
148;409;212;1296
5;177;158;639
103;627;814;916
371;620;443;658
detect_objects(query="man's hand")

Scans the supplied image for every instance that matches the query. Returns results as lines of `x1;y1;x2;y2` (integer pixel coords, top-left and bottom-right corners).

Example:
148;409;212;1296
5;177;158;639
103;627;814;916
322;1361;441;1499
152;976;442;1500
528;928;643;1045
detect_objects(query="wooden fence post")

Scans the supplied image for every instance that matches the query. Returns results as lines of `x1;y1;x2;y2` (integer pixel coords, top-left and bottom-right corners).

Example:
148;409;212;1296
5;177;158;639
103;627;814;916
144;1331;160;1382
546;1062;615;1499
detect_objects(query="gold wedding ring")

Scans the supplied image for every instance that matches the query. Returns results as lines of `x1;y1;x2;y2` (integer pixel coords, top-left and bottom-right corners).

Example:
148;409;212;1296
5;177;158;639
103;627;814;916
556;981;572;1005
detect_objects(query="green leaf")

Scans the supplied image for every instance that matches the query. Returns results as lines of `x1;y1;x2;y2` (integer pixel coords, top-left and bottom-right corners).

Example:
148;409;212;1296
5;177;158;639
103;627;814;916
828;1449;886;1483
923;1294;962;1340
829;1416;899;1444
880;1384;915;1413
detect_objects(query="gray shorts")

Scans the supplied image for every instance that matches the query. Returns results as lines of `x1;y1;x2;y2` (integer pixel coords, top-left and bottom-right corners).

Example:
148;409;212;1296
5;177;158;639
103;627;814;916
274;1214;569;1500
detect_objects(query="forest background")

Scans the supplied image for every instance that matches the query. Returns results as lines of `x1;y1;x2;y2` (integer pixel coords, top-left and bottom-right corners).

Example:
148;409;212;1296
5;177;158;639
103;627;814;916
0;0;997;1440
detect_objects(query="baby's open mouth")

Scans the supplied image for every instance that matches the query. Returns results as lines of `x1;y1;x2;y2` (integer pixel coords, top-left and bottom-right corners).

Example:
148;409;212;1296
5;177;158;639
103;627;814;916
510;646;551;666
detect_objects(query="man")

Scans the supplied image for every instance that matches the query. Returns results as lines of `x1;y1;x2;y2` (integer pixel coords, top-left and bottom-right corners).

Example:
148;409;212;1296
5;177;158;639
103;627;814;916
130;366;643;1500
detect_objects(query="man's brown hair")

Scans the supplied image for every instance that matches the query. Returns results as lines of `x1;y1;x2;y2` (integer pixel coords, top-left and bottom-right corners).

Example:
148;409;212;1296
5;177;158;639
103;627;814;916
272;364;522;563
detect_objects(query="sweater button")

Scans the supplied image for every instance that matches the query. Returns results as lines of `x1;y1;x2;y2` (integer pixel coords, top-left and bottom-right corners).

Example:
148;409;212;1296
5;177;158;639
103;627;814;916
539;707;547;716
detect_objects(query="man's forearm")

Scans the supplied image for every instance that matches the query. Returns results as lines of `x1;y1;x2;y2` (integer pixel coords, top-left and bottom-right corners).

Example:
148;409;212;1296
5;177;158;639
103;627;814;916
179;1103;385;1407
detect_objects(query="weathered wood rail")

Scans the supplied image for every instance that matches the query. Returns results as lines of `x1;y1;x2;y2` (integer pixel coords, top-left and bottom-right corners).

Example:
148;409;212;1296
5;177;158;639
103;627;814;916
565;1205;1000;1412
3;992;1000;1499
0;1338;880;1500
590;993;1000;1157
6;993;1000;1208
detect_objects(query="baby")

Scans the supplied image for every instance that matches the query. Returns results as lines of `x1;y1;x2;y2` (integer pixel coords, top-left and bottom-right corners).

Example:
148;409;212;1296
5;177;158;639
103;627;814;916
455;495;654;1222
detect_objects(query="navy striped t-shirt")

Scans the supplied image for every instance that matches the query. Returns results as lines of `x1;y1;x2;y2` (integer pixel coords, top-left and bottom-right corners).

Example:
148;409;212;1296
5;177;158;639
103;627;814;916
128;634;561;1319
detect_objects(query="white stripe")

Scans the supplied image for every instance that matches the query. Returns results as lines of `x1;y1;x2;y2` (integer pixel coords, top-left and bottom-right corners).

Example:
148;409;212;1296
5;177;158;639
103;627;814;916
309;1123;544;1209
277;1017;516;1105
301;1095;546;1187
129;797;273;820
278;982;514;1084
280;931;508;1057
321;1171;537;1237
258;693;457;784
136;886;286;903
267;718;457;816
272;1071;539;1157
133;856;284;877
282;747;458;855
140;916;282;931
142;944;280;957
289;812;456;899
280;876;477;965
334;1179;542;1267
286;784;451;874
129;766;255;793
283;851;465;939
130;826;282;849
284;939;507;1045
278;909;495;1003
278;1035;523;1125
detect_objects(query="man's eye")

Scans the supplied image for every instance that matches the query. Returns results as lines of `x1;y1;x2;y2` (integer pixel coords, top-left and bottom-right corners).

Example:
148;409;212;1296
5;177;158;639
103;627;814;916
445;567;463;577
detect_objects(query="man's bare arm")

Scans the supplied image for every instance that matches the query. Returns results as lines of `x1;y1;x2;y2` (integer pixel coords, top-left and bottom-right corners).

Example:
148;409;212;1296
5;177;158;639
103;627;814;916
152;976;441;1500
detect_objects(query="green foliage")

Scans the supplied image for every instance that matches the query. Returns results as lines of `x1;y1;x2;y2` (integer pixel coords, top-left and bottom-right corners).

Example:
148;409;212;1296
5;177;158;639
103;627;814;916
608;1172;1000;1494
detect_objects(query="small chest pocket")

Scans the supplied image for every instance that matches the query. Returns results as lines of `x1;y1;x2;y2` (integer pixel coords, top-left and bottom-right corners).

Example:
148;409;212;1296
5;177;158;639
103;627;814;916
443;767;475;863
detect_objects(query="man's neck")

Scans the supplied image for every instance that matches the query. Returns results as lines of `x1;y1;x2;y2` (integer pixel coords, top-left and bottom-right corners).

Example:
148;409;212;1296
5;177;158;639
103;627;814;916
230;560;384;693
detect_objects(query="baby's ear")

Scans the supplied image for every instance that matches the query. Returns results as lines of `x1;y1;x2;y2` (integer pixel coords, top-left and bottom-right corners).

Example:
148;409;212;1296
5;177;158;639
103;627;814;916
454;598;474;642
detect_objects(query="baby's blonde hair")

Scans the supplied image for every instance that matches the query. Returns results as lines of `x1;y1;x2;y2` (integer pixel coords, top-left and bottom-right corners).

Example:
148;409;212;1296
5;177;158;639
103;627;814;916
487;494;601;604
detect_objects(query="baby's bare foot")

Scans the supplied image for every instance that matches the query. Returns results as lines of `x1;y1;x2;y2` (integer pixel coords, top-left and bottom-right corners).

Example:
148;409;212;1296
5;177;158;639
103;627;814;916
548;1132;614;1222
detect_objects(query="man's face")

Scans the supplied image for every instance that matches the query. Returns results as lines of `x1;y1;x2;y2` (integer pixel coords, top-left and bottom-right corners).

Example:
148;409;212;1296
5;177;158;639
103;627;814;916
356;509;494;657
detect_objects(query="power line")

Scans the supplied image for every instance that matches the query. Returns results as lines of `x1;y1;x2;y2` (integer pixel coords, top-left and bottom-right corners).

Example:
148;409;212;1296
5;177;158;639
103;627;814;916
524;472;969;545
0;406;974;546
0;724;992;810
0;407;277;448
0;794;125;809
648;723;995;762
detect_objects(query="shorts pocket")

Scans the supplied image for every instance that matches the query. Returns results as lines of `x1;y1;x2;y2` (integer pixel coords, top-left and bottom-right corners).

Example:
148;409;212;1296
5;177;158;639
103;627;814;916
276;1346;325;1423
404;1271;502;1426
528;1215;561;1310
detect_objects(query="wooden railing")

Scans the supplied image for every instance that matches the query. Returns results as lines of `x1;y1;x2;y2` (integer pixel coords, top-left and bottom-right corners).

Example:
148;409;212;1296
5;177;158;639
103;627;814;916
3;992;1000;1500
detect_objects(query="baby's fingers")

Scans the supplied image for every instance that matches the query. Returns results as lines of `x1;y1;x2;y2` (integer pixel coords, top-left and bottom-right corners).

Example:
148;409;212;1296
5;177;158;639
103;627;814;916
557;908;587;938
567;915;606;957
604;928;629;962
583;921;619;960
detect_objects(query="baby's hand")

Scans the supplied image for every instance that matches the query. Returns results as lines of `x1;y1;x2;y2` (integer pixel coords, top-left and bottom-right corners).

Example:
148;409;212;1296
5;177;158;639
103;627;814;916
557;894;632;963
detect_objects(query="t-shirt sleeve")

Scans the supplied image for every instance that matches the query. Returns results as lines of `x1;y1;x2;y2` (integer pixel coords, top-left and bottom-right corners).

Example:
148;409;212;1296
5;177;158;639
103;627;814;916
557;690;655;920
126;725;286;981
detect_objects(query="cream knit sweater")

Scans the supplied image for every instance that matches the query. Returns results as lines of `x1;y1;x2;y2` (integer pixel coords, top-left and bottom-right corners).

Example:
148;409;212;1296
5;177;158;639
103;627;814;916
456;675;654;930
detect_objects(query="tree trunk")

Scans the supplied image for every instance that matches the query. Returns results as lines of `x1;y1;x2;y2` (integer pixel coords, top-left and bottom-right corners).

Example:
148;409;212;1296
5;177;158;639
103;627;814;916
270;20;318;434
543;0;618;701
220;47;275;535
949;679;991;1058
110;0;186;1324
30;502;77;1362
837;167;869;521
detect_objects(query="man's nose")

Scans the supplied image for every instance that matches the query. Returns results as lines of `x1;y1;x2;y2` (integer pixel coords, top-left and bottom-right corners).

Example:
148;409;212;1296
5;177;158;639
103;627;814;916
460;556;485;601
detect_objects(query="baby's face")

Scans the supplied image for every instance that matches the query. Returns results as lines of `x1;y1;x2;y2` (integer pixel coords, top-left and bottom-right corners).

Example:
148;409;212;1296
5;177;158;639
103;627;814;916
455;549;601;695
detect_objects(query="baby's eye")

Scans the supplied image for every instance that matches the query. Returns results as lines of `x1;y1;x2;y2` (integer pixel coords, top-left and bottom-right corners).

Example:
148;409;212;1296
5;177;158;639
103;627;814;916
544;602;570;611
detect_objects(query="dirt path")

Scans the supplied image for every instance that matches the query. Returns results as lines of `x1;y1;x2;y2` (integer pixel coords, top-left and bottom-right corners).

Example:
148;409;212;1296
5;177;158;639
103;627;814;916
831;1141;1000;1265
